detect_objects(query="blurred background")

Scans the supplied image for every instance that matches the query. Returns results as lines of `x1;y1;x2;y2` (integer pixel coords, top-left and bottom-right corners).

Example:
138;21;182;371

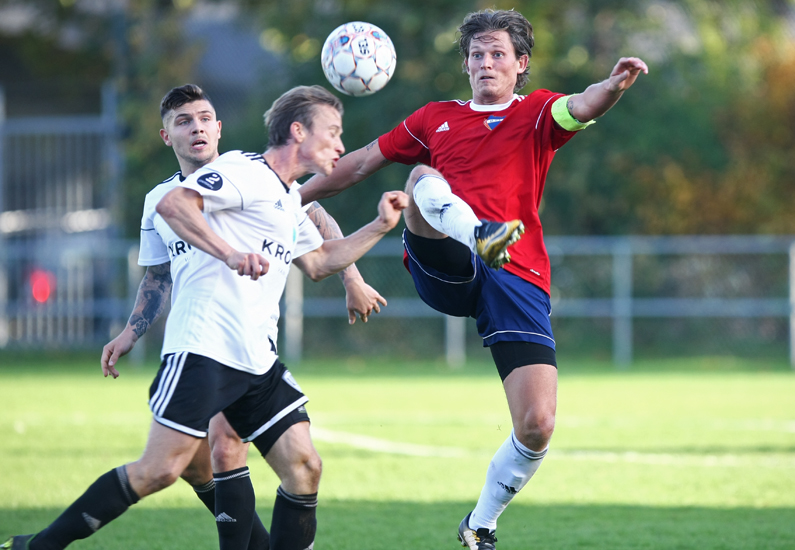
1;0;794;366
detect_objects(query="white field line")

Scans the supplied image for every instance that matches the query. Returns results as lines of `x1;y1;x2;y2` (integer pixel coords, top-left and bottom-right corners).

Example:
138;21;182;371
560;417;795;433
310;427;795;468
311;427;476;458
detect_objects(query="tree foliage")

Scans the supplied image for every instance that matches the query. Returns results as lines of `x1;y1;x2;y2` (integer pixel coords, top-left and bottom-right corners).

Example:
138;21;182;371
2;0;794;237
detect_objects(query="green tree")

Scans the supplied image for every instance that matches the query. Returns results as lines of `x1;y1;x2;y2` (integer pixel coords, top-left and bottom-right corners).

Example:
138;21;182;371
3;0;794;237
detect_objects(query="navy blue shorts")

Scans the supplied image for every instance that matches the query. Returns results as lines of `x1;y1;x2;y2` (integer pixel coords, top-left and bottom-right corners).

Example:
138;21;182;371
149;353;309;454
403;230;555;349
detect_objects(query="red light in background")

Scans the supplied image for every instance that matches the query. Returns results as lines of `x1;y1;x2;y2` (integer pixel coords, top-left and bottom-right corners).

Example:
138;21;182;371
30;270;55;303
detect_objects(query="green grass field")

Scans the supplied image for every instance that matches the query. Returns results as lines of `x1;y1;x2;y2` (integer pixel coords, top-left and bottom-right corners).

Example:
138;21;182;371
2;355;794;549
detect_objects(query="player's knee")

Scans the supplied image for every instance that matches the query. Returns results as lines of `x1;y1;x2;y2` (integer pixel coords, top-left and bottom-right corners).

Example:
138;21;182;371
180;460;211;487
407;165;440;189
211;439;248;472
516;411;556;451
141;463;183;493
289;449;323;491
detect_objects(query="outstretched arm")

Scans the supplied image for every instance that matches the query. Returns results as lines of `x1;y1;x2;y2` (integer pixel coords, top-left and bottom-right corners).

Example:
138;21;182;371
299;139;392;204
101;262;172;378
156;187;269;279
294;191;407;281
567;57;649;123
305;201;387;324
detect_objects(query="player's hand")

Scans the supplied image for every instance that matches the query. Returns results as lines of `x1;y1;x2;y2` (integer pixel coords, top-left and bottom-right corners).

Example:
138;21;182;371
606;57;648;93
101;328;137;379
225;251;269;280
344;277;387;324
377;191;409;230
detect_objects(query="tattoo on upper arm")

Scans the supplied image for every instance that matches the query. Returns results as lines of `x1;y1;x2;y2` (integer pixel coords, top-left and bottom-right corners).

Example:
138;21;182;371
307;202;343;239
567;97;575;116
365;139;378;151
305;202;357;281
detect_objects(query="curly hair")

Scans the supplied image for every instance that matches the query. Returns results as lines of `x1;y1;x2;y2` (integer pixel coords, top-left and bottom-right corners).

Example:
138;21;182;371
458;9;535;91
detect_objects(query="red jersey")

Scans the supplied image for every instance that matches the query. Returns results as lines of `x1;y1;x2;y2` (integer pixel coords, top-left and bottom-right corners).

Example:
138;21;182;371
378;90;577;294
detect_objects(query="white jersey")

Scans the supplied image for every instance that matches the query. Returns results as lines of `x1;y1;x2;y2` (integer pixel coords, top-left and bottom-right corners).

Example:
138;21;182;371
139;172;197;304
161;150;324;375
138;173;314;344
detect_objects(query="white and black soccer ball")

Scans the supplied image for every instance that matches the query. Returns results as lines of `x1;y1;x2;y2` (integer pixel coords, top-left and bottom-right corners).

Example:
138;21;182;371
321;21;397;97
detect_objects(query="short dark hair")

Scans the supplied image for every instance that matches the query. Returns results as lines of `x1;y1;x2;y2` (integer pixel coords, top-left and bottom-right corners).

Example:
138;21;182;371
160;84;215;120
264;85;344;148
458;9;534;91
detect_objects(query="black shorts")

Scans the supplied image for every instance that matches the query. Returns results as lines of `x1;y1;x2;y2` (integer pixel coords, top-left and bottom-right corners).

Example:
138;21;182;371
490;341;557;382
149;352;309;453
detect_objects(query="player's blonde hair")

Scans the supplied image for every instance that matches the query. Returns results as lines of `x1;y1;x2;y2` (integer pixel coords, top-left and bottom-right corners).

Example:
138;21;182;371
264;85;344;147
458;9;534;91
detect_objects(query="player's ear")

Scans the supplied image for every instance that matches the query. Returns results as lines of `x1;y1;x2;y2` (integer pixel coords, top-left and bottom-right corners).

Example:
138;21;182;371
160;128;172;147
217;120;222;140
517;54;529;72
291;121;305;143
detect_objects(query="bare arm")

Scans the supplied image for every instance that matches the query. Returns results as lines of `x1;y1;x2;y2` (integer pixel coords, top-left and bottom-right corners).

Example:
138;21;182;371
299;139;392;204
568;57;649;122
156;187;269;279
101;263;172;378
295;191;408;281
304;201;388;324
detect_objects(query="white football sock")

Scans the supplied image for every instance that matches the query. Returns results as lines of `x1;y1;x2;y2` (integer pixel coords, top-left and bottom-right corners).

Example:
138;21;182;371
469;430;548;531
412;174;481;252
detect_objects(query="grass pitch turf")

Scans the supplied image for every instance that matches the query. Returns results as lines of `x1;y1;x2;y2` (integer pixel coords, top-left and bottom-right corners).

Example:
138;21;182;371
1;355;794;548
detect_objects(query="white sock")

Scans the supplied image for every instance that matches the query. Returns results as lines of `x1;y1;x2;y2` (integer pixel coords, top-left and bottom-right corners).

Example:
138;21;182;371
412;174;481;251
469;430;548;531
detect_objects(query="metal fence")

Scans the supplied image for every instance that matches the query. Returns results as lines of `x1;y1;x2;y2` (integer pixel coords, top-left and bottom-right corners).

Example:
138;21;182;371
284;235;795;368
0;84;124;348
1;233;792;368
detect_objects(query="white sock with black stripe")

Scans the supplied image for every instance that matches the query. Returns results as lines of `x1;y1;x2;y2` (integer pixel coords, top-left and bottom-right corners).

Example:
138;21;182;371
469;430;548;531
412;174;481;252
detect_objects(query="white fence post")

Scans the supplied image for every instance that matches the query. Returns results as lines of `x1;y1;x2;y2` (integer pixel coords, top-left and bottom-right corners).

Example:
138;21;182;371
790;242;795;369
612;239;633;367
445;315;466;367
284;265;304;364
0;86;6;348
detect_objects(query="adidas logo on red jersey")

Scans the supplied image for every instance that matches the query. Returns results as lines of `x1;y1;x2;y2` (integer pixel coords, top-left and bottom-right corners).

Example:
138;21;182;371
436;121;450;133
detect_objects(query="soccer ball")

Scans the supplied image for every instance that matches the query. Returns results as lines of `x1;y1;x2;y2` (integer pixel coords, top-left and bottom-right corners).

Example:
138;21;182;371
321;21;397;97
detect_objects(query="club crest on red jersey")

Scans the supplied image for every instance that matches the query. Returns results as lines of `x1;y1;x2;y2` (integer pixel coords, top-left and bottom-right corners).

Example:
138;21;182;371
484;116;505;131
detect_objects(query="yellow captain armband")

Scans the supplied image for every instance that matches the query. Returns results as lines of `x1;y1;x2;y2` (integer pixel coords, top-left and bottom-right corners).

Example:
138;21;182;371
551;95;595;131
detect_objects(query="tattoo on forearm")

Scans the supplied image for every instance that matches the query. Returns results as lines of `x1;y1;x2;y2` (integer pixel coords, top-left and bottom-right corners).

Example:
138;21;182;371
365;139;378;151
567;97;575;116
129;315;148;339
128;264;172;338
140;289;163;323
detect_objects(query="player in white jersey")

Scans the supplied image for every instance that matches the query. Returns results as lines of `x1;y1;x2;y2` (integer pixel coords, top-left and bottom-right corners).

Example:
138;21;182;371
99;83;384;550
4;86;406;550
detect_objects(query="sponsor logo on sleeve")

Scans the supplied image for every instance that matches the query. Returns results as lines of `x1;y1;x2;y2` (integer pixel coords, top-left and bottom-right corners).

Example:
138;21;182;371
197;172;224;191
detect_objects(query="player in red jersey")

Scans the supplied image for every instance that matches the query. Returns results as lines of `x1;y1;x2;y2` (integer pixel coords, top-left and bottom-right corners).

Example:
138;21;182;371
300;9;647;549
